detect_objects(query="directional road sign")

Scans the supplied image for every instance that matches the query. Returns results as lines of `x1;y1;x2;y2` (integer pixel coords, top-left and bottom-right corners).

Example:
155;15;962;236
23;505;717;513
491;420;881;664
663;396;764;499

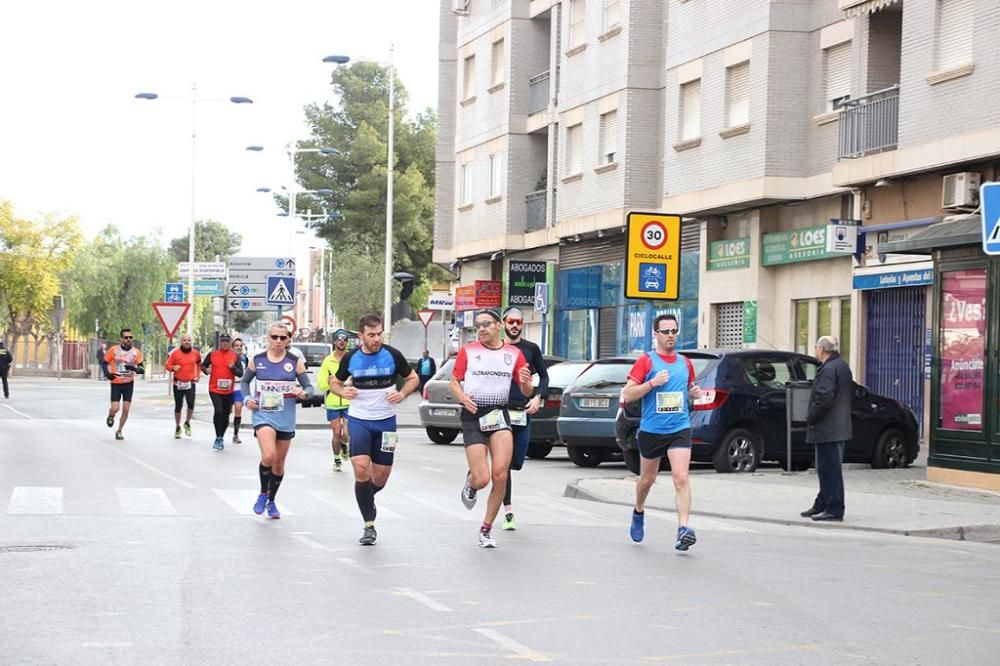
266;275;297;306
229;257;297;271
178;262;227;279
226;297;272;312
226;257;297;306
624;211;681;300
164;283;184;303
981;182;1000;255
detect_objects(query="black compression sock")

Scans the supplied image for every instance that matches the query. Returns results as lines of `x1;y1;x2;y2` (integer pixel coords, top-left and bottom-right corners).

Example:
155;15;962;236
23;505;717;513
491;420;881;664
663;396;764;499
372;483;384;495
268;473;283;501
354;481;376;523
259;464;271;494
503;473;512;507
233;417;241;435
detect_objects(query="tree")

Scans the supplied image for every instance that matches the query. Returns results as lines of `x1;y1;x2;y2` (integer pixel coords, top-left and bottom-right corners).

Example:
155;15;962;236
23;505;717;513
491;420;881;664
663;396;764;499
168;220;242;264
329;250;401;333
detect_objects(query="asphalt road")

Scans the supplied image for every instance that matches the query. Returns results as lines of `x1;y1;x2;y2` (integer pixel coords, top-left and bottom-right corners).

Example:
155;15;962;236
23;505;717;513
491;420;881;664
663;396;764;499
2;379;998;664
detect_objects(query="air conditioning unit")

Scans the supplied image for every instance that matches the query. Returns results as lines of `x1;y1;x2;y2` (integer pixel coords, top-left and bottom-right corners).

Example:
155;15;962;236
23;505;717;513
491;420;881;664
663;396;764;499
452;0;470;15
941;172;981;210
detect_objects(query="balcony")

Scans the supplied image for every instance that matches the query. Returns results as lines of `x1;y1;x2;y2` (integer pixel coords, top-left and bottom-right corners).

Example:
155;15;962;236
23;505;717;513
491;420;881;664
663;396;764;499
528;70;550;114
838;85;899;159
525;190;546;231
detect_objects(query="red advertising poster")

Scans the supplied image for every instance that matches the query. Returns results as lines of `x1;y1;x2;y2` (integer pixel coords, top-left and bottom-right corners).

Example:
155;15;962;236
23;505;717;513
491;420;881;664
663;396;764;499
455;285;476;312
474;280;503;308
939;268;986;431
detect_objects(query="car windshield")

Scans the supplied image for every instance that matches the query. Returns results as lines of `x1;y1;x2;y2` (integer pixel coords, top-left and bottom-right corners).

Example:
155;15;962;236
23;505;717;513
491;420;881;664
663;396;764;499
680;353;720;380
570;361;632;389
543;362;590;387
296;344;332;364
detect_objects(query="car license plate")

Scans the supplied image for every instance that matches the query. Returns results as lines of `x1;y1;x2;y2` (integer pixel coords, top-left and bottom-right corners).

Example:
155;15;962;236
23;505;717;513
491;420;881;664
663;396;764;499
579;398;609;409
431;408;457;417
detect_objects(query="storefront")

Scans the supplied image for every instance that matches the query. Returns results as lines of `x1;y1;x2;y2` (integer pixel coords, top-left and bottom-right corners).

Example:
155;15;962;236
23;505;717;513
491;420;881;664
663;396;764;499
453;280;503;345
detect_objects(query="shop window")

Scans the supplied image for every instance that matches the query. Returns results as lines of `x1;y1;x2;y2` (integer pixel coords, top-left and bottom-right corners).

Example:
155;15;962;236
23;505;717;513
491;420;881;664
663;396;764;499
794;300;810;354
939;268;985;431
817;299;833;340
839;297;851;362
795;297;851;359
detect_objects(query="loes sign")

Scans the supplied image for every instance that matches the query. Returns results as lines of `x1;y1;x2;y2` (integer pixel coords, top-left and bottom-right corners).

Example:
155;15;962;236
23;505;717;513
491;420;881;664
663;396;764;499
507;261;548;307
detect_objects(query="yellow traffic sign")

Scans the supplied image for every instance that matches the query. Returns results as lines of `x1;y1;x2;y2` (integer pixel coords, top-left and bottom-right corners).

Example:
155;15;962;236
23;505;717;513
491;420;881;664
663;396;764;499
624;212;681;300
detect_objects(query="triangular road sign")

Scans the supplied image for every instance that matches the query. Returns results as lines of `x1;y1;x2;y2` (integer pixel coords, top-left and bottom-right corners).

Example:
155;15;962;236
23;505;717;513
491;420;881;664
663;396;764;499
152;302;191;338
417;309;434;327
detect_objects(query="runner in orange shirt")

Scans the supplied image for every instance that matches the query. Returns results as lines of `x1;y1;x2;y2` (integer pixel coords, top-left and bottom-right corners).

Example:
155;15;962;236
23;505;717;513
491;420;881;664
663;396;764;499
165;333;202;439
104;328;145;441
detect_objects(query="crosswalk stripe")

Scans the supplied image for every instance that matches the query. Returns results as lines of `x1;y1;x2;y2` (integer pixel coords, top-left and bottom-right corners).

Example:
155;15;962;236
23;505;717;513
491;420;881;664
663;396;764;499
116;488;176;515
211;488;295;516
520;495;615;527
306;490;404;521
8;487;63;514
402;492;480;522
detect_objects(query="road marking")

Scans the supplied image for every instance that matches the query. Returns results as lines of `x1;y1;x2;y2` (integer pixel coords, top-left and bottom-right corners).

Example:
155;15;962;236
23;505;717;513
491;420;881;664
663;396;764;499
395;587;453;612
403;492;479;521
90;438;196;489
115;488;176;515
292;534;334;551
308;490;404;520
948;624;1000;635
523;495;614;526
212;488;294;516
472;627;551;662
421;466;444;472
82;642;133;648
0;403;36;420
337;557;376;575
7;487;63;514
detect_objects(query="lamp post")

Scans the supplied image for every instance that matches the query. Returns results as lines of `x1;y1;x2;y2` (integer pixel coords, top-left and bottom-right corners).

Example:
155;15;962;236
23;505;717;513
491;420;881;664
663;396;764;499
135;85;253;335
256;186;334;253
324;47;395;341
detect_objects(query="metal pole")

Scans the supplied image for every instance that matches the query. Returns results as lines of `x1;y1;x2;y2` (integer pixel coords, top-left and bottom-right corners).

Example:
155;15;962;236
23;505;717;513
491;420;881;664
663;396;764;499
319;248;326;336
786;385;793;473
187;83;198;336
541;311;547;355
383;45;395;341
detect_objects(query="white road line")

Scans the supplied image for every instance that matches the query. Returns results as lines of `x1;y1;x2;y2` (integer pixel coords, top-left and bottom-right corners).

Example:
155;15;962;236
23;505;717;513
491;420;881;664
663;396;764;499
212;489;295;516
0;403;36;420
308;490;404;520
292;534;334;551
115;488;176;515
337;557;377;575
89;438;196;489
523;496;614;526
420;466;444;472
394;587;453;612
472;627;551;662
7;487;63;514
403;492;480;521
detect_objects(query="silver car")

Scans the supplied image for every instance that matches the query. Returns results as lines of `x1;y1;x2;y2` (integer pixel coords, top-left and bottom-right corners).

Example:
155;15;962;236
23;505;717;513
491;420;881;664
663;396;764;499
419;357;462;444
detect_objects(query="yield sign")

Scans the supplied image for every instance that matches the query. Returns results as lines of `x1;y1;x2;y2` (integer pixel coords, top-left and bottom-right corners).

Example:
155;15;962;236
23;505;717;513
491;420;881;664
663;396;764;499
152;302;191;338
417;309;435;328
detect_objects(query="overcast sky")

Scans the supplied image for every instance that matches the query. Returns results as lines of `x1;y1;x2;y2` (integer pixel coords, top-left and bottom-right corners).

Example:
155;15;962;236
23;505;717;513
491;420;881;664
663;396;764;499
0;0;438;261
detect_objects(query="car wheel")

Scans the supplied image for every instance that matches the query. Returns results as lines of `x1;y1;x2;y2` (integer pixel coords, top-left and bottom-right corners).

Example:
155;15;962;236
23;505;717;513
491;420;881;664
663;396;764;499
526;443;553;459
567;445;606;468
425;426;459;445
873;427;909;469
712;428;761;473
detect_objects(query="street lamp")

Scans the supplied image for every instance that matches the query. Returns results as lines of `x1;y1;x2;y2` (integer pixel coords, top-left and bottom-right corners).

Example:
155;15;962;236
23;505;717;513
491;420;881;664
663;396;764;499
135;85;254;335
256;186;334;253
324;47;395;341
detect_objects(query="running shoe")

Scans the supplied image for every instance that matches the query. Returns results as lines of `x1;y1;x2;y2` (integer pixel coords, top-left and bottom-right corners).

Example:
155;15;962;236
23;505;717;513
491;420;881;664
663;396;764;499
183;422;192;437
334;458;343;472
253;493;268;515
675;526;697;552
174;427;181;439
213;437;224;451
114;431;124;441
629;510;645;543
478;529;497;548
359;526;377;546
460;474;477;510
502;512;516;531
106;416;114;428
232;434;242;444
266;501;281;520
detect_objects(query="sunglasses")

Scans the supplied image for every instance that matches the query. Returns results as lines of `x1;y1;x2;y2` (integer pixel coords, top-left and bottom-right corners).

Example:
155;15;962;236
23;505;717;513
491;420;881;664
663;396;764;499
122;335;133;340
474;320;495;329
505;318;523;325
656;328;679;335
270;334;289;341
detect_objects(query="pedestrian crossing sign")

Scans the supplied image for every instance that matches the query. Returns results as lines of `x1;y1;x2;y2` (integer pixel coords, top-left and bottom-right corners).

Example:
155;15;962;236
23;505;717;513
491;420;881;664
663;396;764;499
981;182;1000;255
266;275;296;306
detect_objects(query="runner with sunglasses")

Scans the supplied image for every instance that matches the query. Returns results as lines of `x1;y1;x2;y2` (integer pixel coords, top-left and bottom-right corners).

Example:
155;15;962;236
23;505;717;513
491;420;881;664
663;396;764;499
104;328;145;440
242;322;314;519
201;333;244;451
317;330;352;472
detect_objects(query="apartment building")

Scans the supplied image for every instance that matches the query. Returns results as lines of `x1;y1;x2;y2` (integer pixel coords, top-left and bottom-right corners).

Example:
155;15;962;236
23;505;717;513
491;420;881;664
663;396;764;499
436;0;1000;487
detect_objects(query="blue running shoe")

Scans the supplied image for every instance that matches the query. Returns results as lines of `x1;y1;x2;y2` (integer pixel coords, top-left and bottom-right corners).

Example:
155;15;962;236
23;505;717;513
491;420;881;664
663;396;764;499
629;510;645;543
253;493;268;515
266;501;281;520
213;437;224;451
675;525;697;551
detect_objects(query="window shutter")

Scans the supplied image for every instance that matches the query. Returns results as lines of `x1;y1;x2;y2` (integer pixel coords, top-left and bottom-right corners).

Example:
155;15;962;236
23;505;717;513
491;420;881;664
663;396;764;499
681;80;701;140
600;110;618;163
726;62;750;127
824;43;851;110
938;0;974;69
492;40;504;85
566;124;582;175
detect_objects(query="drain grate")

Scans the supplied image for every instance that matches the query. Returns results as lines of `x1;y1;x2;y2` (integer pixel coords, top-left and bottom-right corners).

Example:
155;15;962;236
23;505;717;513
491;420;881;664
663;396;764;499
0;545;75;554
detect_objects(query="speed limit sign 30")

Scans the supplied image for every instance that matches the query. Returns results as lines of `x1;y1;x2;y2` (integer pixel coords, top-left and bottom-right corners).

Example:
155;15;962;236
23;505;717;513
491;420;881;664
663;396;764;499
640;221;668;250
625;212;681;300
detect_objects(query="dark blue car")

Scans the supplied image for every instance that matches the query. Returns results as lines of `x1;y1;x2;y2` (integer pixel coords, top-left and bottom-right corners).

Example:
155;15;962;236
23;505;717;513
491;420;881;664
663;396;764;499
615;349;920;474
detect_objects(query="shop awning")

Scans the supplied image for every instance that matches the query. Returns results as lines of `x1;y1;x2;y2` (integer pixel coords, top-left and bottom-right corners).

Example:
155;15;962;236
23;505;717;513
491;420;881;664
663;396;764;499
840;0;900;18
880;214;982;255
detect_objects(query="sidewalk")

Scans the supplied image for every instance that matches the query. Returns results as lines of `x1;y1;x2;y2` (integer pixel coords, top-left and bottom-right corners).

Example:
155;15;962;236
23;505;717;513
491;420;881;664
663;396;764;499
565;466;1000;545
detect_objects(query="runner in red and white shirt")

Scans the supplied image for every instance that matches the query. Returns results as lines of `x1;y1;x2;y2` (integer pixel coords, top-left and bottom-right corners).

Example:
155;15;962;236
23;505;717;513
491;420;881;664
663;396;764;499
450;308;534;548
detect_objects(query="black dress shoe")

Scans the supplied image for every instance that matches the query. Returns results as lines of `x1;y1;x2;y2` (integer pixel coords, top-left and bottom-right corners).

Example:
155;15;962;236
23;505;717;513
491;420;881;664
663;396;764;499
800;508;822;518
811;511;843;522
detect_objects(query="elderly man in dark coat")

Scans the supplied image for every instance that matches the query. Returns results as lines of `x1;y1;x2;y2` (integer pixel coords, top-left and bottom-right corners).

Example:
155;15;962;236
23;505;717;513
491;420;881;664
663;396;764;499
801;335;853;522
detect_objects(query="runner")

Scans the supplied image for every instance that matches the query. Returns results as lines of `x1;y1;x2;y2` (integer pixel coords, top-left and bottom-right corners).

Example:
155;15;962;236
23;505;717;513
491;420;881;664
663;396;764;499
165;334;202;439
328;314;418;545
0;342;11;398
241;322;314;519
450;308;534;548
620;313;702;551
499;306;549;531
104;328;145;440
201;333;244;451
317;330;351;472
231;338;249;444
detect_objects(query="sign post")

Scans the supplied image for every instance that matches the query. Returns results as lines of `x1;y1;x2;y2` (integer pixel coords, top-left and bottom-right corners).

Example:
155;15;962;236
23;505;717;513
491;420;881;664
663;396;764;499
534;282;549;354
624;212;681;300
981;182;1000;255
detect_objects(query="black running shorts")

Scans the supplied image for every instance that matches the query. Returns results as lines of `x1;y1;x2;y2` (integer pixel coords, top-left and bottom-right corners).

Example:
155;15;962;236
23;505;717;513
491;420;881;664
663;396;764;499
637;428;692;459
110;383;135;403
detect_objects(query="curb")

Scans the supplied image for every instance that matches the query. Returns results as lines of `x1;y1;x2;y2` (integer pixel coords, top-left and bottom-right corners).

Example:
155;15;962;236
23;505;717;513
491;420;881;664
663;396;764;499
563;481;1000;546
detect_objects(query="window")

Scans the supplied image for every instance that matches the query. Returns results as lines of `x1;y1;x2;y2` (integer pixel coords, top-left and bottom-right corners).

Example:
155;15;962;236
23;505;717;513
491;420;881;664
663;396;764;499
460;163;473;204
839;297;851;362
488;153;503;197
604;0;620;29
794;297;852;359
939;268;986;431
794;300;810;354
599;110;618;164
463;54;476;100
680;80;701;141
491;39;505;86
725;62;750;127
565;123;582;175
742;357;793;390
817;299;833;341
569;0;585;47
937;0;974;69
823;42;851;111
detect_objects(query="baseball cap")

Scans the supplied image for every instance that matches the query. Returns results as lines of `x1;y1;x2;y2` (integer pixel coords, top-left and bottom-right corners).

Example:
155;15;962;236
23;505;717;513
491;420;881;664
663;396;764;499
218;333;231;341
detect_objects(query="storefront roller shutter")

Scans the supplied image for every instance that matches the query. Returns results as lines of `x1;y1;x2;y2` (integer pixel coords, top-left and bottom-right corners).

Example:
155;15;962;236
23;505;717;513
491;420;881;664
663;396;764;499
558;237;623;270
598;307;617;358
715;302;744;349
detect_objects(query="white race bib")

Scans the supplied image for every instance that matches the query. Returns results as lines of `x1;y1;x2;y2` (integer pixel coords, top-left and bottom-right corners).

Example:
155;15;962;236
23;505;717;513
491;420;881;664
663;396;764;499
260;392;284;412
174;380;192;391
380;432;398;453
508;409;527;427
656;391;684;414
478;410;507;432
216;378;232;391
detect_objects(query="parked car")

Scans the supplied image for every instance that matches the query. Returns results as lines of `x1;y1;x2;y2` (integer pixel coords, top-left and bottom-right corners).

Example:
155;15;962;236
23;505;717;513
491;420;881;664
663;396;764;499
292;342;332;408
556;357;637;467
615;349;921;474
520;359;588;459
418;355;567;445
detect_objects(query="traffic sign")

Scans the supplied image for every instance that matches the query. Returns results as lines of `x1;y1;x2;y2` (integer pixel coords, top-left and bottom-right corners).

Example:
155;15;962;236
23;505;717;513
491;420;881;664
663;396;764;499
152;302;191;338
427;292;455;310
229;256;296;271
227;283;268;298
178;262;227;279
164;282;184;303
417;309;434;327
981;182;1000;255
266;275;296;306
533;282;549;314
624;211;681;300
282;315;297;335
193;279;225;297
226;297;272;312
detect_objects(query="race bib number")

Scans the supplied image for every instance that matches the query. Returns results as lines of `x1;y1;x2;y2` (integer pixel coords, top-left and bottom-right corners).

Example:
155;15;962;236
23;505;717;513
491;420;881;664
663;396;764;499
174;381;192;391
116;362;132;375
260;392;284;412
656;391;684;414
216;378;232;391
380;432;398;453
479;410;507;432
508;409;527;427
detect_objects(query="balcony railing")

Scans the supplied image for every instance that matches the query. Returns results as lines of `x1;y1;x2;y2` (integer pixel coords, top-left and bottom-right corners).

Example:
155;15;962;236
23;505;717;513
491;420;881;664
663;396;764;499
838;85;899;159
525;190;547;231
528;70;550;114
